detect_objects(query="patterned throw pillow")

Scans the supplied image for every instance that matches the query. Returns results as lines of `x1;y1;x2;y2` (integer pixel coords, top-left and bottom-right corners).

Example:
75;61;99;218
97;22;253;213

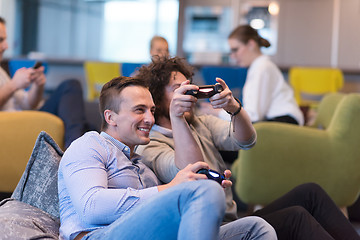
0;199;60;239
11;131;63;219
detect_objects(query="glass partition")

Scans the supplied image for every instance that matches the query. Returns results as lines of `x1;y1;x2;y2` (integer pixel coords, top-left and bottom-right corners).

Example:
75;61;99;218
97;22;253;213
101;0;178;63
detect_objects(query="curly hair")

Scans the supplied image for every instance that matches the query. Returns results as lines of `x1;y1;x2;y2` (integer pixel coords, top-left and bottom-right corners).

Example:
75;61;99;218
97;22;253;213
135;56;194;123
99;76;147;131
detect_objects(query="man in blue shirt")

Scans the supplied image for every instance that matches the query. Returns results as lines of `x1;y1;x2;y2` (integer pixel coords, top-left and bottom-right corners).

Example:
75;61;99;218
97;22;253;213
57;76;276;240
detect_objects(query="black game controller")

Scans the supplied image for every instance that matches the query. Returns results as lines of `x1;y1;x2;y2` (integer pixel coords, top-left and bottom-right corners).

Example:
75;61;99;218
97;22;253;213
196;168;225;185
185;84;223;99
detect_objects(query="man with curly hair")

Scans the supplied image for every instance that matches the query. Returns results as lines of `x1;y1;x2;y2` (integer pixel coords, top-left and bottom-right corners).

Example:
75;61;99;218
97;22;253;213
135;56;360;240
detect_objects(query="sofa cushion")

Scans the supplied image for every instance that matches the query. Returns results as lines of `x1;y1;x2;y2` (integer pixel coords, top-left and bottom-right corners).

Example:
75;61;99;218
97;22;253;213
11;131;63;219
0;198;59;239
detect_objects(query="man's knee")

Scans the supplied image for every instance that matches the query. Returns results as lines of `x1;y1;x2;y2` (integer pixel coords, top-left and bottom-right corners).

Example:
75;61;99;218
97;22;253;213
248;216;277;239
284;206;313;224
220;216;276;240
296;182;322;191
181;180;226;210
293;182;327;199
194;180;225;202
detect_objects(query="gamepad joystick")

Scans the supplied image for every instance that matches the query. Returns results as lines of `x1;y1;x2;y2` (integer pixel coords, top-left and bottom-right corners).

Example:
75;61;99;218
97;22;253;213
196;168;225;185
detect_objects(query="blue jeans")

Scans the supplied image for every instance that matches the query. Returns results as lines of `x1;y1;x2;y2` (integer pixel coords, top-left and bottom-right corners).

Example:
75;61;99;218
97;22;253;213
220;216;277;240
83;180;226;240
82;180;276;240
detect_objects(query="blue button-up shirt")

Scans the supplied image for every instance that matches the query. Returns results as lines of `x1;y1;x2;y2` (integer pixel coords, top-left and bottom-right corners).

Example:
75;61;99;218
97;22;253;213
58;131;160;240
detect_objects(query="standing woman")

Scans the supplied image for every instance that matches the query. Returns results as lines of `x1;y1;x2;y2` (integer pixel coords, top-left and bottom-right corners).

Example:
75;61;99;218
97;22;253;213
228;25;304;125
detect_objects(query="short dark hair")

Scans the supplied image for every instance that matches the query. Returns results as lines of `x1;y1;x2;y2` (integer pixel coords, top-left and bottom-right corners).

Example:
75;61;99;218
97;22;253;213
99;76;148;131
135;56;194;123
0;17;6;25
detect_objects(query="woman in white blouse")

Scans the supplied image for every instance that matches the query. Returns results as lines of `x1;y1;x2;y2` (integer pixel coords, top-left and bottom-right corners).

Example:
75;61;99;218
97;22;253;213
228;25;304;125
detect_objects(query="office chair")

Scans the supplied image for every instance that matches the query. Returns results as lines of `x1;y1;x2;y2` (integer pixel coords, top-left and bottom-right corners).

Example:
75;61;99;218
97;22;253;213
289;67;344;108
201;66;248;101
121;62;145;77
8;59;48;77
83;61;121;101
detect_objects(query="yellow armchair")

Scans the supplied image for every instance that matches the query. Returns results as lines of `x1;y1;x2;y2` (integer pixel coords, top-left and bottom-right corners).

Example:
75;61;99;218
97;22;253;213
0;111;64;193
232;93;360;208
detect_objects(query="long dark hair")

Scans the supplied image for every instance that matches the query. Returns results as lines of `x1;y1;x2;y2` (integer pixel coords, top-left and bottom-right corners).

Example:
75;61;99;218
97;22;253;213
229;25;271;48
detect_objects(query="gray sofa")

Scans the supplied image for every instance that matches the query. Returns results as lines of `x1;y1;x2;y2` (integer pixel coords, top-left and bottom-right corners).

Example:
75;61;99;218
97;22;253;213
0;132;63;239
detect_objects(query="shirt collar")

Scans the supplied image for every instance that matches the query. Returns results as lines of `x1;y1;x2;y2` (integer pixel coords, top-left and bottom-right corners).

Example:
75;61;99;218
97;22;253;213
151;124;173;138
100;131;131;159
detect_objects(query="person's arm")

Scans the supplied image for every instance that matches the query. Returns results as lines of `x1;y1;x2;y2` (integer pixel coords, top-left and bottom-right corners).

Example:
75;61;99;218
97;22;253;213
60;138;159;225
158;161;209;191
0;67;33;108
157;161;232;191
209;78;256;144
170;80;205;169
0;79;18;107
26;66;46;109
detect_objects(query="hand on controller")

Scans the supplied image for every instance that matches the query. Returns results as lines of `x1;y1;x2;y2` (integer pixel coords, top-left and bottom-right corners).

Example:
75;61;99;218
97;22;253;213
185;84;223;99
196;168;225;185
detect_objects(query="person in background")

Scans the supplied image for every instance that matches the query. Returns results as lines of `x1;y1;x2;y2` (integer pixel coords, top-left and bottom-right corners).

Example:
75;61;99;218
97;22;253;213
0;16;89;148
228;24;303;125
58;76;275;240
150;35;169;59
135;56;360;240
201;25;303;125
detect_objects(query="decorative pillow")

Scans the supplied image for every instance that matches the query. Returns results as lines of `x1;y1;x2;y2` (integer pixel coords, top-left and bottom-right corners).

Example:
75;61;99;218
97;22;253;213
0;198;59;239
11;131;63;219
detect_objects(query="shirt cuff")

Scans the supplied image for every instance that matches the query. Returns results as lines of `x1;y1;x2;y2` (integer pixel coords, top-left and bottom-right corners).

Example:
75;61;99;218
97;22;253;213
137;186;159;205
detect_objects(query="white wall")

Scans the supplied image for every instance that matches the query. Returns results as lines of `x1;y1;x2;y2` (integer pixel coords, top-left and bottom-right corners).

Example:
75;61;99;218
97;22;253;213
337;0;360;70
274;0;333;67
272;0;360;70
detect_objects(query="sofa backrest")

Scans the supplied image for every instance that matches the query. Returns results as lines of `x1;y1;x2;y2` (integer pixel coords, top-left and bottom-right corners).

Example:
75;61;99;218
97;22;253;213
328;93;360;141
310;93;345;130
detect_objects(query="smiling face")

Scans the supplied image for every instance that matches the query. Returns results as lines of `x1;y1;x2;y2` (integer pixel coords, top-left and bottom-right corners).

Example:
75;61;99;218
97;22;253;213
108;85;155;150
